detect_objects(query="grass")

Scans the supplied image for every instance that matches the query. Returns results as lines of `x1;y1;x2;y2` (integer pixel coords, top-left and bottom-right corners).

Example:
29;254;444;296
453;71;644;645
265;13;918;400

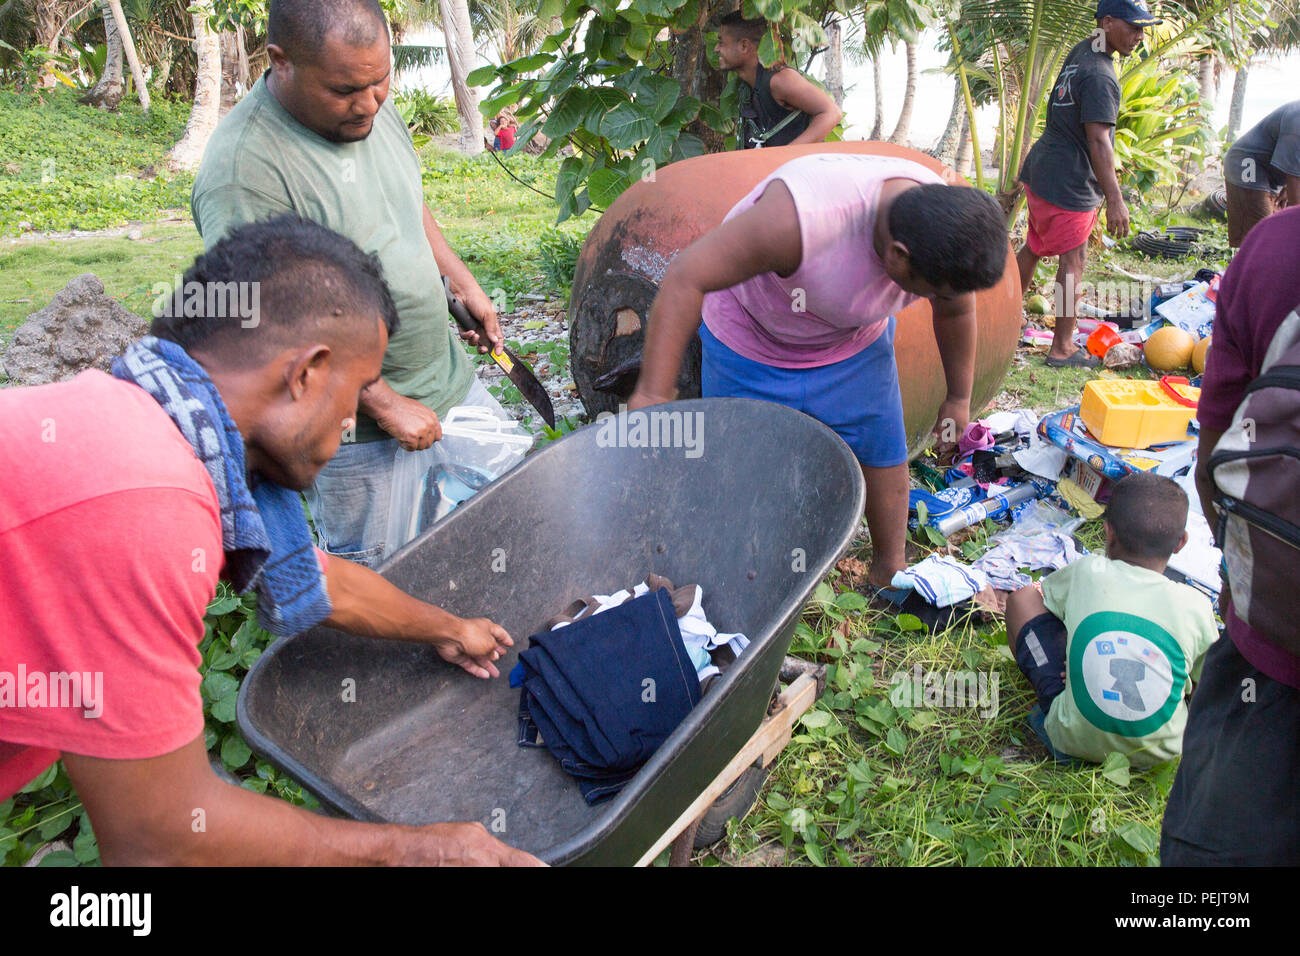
1;223;204;356
702;523;1172;868
0;88;194;236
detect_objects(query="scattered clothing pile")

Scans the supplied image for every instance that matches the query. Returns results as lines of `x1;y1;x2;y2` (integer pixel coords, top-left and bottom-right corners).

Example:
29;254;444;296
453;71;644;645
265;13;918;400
510;578;748;804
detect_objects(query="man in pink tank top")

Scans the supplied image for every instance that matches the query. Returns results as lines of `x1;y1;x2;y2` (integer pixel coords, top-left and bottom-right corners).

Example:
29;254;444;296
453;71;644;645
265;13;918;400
629;152;1009;591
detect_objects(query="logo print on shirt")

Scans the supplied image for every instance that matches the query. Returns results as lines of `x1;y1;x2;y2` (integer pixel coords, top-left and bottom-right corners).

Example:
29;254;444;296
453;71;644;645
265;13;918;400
1069;612;1188;737
1054;65;1078;108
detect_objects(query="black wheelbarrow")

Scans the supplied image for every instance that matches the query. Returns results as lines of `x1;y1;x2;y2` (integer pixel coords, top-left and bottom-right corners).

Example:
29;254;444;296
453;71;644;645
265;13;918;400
237;398;866;865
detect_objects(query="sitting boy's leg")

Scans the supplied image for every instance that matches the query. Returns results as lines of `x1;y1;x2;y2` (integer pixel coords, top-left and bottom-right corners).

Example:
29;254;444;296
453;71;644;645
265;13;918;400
1008;585;1068;714
1005;583;1048;655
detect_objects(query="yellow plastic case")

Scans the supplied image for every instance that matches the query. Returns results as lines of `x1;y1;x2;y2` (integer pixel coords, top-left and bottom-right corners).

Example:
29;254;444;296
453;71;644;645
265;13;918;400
1079;378;1200;449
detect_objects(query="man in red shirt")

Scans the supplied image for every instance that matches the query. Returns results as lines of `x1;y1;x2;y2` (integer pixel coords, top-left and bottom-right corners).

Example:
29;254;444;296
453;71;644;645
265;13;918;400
0;218;540;866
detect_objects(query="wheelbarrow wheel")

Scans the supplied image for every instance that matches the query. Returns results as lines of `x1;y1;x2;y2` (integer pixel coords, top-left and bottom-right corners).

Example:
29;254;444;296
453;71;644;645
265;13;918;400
692;764;770;849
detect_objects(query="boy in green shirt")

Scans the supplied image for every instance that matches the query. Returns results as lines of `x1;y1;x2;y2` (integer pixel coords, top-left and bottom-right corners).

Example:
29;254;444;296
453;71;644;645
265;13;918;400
1005;473;1219;766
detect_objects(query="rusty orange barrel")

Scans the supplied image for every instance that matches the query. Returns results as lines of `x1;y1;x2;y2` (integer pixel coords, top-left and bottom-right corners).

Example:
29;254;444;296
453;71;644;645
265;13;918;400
568;141;1022;457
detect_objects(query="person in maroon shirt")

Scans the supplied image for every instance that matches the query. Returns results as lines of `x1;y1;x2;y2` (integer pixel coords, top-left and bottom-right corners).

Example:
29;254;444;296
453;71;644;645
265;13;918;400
1160;206;1300;865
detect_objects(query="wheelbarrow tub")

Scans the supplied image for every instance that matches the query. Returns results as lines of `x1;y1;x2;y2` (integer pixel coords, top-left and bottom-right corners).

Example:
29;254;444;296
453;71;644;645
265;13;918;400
237;398;865;865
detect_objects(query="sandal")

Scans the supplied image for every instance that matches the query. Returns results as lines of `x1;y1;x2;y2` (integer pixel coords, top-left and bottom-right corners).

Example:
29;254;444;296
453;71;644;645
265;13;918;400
1044;348;1099;369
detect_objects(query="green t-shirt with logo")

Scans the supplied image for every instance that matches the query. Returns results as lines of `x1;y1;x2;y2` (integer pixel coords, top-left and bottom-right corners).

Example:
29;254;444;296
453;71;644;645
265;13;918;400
1041;554;1219;767
191;75;473;443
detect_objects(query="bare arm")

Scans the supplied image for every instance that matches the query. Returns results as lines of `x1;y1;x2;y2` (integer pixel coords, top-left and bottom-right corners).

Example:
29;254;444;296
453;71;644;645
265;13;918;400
423;205;503;353
1085;121;1129;237
323;554;511;679
63;737;542;866
628;180;803;408
929;293;978;445
1285;173;1300;209
769;68;842;145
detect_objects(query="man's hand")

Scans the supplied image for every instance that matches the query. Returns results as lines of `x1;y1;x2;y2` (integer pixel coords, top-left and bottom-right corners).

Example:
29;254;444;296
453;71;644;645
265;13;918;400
409;822;546;866
432;616;513;679
1105;196;1131;238
932;395;971;461
369;390;442;451
457;289;506;355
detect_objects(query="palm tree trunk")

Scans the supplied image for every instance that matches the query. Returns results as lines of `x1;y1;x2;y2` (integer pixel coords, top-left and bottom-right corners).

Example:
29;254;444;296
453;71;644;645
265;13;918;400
1227;62;1249;144
870;56;884;140
168;6;221;170
106;0;149;112
933;78;964;162
79;1;124;110
825;19;844;107
219;29;242;115
956;114;973;178
888;41;917;145
1196;54;1216;126
438;0;484;155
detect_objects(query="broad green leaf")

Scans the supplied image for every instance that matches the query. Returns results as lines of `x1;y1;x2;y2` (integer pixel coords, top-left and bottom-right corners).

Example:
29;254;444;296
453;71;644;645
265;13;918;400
757;31;780;67
1115;820;1157;855
582;86;633;128
202;671;239;702
924;820;953;841
466;64;498;87
600;101;655;149
542;88;589;139
833;591;867;612
36;850;79;867
896;613;925;632
1099;751;1131;787
588;167;632;208
210;694;237;724
638;73;680;122
206;594;241;616
506;53;556;74
800;709;833;730
626;22;652;59
221;734;252;769
21;764;58;794
670;132;705;162
884;727;907;755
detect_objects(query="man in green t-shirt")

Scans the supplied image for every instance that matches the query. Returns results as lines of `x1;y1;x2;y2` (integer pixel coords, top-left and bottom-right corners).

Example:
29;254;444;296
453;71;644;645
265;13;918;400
1004;473;1219;767
192;0;505;567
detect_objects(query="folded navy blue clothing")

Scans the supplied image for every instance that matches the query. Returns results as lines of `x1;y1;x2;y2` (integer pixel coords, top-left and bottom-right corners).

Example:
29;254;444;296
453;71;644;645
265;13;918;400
515;588;702;804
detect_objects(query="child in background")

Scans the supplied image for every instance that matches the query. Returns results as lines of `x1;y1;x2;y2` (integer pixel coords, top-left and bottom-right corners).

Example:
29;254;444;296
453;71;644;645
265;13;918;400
1005;472;1219;766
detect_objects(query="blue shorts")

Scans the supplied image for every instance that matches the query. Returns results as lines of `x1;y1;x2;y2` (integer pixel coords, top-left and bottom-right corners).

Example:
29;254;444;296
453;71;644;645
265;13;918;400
699;319;908;468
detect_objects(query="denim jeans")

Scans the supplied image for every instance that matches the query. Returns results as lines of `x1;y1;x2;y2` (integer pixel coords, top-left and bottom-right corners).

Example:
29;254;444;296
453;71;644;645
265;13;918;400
304;378;509;569
304;436;397;569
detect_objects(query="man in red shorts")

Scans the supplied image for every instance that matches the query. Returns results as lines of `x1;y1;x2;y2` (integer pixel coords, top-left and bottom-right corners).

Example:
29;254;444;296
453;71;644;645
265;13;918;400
1015;0;1158;368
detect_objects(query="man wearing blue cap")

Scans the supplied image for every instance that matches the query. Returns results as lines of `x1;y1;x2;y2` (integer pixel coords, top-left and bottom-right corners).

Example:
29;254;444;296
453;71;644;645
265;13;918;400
1015;0;1161;368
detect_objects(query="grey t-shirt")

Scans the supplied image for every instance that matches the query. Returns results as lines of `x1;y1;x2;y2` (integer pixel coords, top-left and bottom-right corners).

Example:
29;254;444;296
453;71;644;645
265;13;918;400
1019;38;1121;212
192;76;474;443
1224;99;1300;191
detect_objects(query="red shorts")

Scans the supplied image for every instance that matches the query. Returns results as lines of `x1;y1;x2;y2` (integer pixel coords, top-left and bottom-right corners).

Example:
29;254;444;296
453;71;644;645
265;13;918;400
1024;186;1098;257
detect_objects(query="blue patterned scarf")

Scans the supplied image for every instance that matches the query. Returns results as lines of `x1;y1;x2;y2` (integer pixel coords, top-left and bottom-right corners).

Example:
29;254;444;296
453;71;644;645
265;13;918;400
112;337;332;636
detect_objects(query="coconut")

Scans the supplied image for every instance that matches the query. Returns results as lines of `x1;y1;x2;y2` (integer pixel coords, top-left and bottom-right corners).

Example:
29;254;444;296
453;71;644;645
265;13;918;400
1192;335;1211;375
1145;326;1197;372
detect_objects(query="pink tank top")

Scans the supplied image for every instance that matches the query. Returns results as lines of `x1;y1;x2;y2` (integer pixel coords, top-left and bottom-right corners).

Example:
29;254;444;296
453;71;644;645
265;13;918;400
701;153;944;368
